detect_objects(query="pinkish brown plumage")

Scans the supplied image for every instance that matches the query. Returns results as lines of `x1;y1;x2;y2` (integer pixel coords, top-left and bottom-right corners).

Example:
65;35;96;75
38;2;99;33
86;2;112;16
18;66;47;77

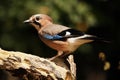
24;14;95;60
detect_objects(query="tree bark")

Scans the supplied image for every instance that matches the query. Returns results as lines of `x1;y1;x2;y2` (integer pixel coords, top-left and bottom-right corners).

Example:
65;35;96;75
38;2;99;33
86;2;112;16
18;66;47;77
0;48;76;80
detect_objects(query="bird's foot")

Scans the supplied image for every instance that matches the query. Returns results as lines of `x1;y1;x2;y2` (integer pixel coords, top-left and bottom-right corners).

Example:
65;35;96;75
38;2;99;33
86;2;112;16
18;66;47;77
48;51;63;61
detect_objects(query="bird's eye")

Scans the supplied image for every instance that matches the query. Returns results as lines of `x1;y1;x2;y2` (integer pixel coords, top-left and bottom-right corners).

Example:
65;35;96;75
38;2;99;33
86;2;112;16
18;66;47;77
35;16;41;21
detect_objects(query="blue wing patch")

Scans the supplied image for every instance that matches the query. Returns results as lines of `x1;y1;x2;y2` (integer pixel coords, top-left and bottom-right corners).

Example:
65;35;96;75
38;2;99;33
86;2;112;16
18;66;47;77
43;29;85;40
43;34;63;40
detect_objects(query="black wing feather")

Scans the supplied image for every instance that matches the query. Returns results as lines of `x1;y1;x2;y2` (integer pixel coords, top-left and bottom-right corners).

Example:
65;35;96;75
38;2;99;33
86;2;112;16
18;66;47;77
58;29;84;37
53;29;85;41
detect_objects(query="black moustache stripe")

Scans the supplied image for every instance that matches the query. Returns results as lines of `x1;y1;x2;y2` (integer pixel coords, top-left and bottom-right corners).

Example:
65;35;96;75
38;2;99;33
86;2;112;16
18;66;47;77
33;21;41;27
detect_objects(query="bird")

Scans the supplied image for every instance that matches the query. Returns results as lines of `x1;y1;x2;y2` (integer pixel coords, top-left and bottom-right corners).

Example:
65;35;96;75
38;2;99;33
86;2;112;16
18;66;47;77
24;14;105;60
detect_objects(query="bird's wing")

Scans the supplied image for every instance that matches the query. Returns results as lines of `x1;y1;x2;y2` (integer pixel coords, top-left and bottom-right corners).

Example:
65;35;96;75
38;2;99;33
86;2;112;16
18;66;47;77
42;28;85;40
40;24;110;42
57;29;84;37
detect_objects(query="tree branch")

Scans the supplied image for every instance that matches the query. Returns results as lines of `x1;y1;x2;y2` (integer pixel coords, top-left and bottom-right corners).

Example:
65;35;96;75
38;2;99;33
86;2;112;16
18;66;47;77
0;48;76;80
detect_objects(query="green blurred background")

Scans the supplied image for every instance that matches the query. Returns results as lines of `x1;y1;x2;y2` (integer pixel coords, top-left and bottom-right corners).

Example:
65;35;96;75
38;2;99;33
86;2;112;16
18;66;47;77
0;0;119;80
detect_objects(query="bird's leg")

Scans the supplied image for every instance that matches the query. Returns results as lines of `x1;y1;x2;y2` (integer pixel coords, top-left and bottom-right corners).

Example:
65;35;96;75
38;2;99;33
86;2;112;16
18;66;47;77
49;51;63;60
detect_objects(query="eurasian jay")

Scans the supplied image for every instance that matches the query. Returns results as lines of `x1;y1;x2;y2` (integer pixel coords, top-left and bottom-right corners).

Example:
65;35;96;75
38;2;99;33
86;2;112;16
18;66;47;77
24;14;101;60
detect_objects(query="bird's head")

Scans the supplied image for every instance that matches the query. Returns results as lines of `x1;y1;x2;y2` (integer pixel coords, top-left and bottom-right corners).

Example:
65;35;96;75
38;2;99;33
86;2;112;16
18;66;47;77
24;14;53;30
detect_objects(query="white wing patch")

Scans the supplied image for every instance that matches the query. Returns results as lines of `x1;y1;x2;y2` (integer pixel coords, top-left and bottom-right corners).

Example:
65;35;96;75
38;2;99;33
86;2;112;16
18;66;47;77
65;31;71;36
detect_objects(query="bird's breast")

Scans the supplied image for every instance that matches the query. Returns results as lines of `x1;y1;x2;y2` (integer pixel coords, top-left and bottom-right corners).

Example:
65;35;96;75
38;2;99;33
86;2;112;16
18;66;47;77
39;36;70;52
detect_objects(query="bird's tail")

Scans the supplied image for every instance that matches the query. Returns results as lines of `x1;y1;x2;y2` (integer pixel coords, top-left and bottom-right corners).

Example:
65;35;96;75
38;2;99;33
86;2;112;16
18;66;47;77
81;34;110;43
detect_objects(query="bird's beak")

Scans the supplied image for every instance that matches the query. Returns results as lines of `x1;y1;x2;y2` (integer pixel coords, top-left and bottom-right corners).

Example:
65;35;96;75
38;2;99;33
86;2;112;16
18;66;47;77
23;19;32;24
